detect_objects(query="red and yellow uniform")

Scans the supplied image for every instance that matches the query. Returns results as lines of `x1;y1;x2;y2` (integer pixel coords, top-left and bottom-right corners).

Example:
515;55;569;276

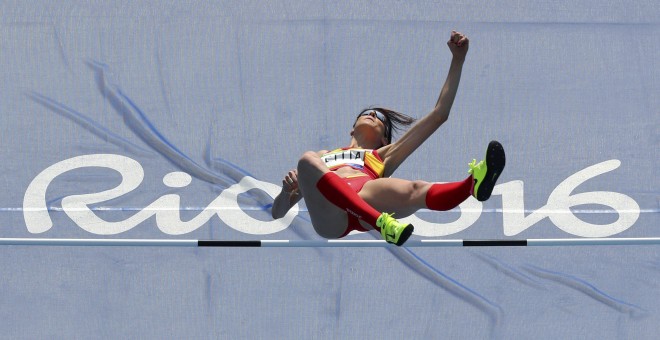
321;148;384;179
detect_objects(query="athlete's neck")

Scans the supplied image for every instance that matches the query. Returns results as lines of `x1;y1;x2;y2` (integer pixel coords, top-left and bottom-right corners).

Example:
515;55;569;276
348;137;383;150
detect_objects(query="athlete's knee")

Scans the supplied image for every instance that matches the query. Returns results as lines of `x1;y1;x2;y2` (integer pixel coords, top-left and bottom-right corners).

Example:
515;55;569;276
409;180;431;198
297;151;323;171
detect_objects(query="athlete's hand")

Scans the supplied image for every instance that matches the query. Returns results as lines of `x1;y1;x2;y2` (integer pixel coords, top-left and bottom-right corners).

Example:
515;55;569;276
447;30;469;60
282;170;299;194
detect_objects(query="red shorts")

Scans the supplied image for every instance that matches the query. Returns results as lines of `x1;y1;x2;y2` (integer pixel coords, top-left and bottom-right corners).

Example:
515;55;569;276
340;175;373;237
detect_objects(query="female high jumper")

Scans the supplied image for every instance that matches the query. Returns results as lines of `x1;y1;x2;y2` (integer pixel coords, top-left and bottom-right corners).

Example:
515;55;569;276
272;30;505;246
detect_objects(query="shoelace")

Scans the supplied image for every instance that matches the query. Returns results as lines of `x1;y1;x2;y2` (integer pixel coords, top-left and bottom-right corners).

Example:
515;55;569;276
468;159;482;174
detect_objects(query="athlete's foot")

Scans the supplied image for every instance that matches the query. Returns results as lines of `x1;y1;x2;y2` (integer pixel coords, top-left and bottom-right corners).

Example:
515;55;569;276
468;140;506;201
377;212;414;246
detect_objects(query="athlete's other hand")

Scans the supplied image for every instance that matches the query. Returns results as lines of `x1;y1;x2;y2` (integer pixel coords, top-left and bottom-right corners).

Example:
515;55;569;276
447;30;469;60
282;169;299;194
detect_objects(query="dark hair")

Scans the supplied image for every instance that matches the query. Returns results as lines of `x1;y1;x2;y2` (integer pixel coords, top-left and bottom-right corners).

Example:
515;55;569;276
355;107;416;144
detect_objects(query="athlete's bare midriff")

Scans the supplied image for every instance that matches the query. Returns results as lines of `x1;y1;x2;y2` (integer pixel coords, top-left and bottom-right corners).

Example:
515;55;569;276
332;166;370;179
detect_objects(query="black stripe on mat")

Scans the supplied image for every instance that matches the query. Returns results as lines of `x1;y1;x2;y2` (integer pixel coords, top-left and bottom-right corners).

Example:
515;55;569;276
198;240;262;247
463;240;527;247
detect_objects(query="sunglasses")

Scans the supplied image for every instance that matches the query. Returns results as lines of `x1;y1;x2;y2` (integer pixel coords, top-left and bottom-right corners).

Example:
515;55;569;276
358;109;387;125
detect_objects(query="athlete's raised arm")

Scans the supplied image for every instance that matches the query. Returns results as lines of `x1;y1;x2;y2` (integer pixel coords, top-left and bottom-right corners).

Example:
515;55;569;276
378;30;469;176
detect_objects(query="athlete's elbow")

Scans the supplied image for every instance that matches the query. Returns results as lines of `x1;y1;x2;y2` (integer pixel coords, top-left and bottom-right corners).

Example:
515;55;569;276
271;200;283;219
433;111;449;126
431;107;450;125
271;208;284;220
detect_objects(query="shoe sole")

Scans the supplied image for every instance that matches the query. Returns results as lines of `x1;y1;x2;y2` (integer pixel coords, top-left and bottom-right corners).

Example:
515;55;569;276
394;224;414;246
476;141;506;201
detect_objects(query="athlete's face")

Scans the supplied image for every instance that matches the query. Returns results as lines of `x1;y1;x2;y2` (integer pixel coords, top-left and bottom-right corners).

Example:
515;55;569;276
357;109;387;125
353;109;390;145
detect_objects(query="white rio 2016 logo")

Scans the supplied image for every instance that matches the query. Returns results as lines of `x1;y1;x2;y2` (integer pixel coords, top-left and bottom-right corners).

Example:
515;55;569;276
23;154;640;237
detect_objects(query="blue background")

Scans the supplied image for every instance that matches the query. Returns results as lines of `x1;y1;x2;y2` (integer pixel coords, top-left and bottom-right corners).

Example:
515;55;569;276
1;1;658;338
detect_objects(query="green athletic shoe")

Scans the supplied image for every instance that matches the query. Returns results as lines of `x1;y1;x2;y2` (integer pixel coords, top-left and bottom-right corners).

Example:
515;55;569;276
468;141;506;201
377;213;414;246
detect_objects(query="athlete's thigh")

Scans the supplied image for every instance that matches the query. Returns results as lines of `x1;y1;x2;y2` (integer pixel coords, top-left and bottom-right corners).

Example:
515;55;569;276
298;181;349;239
295;152;349;238
359;178;429;217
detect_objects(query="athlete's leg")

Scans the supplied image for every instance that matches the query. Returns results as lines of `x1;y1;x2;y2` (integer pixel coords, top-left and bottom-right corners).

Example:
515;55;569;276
297;151;413;245
295;152;349;238
298;151;394;238
359;177;472;217
425;177;473;210
359;141;506;216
